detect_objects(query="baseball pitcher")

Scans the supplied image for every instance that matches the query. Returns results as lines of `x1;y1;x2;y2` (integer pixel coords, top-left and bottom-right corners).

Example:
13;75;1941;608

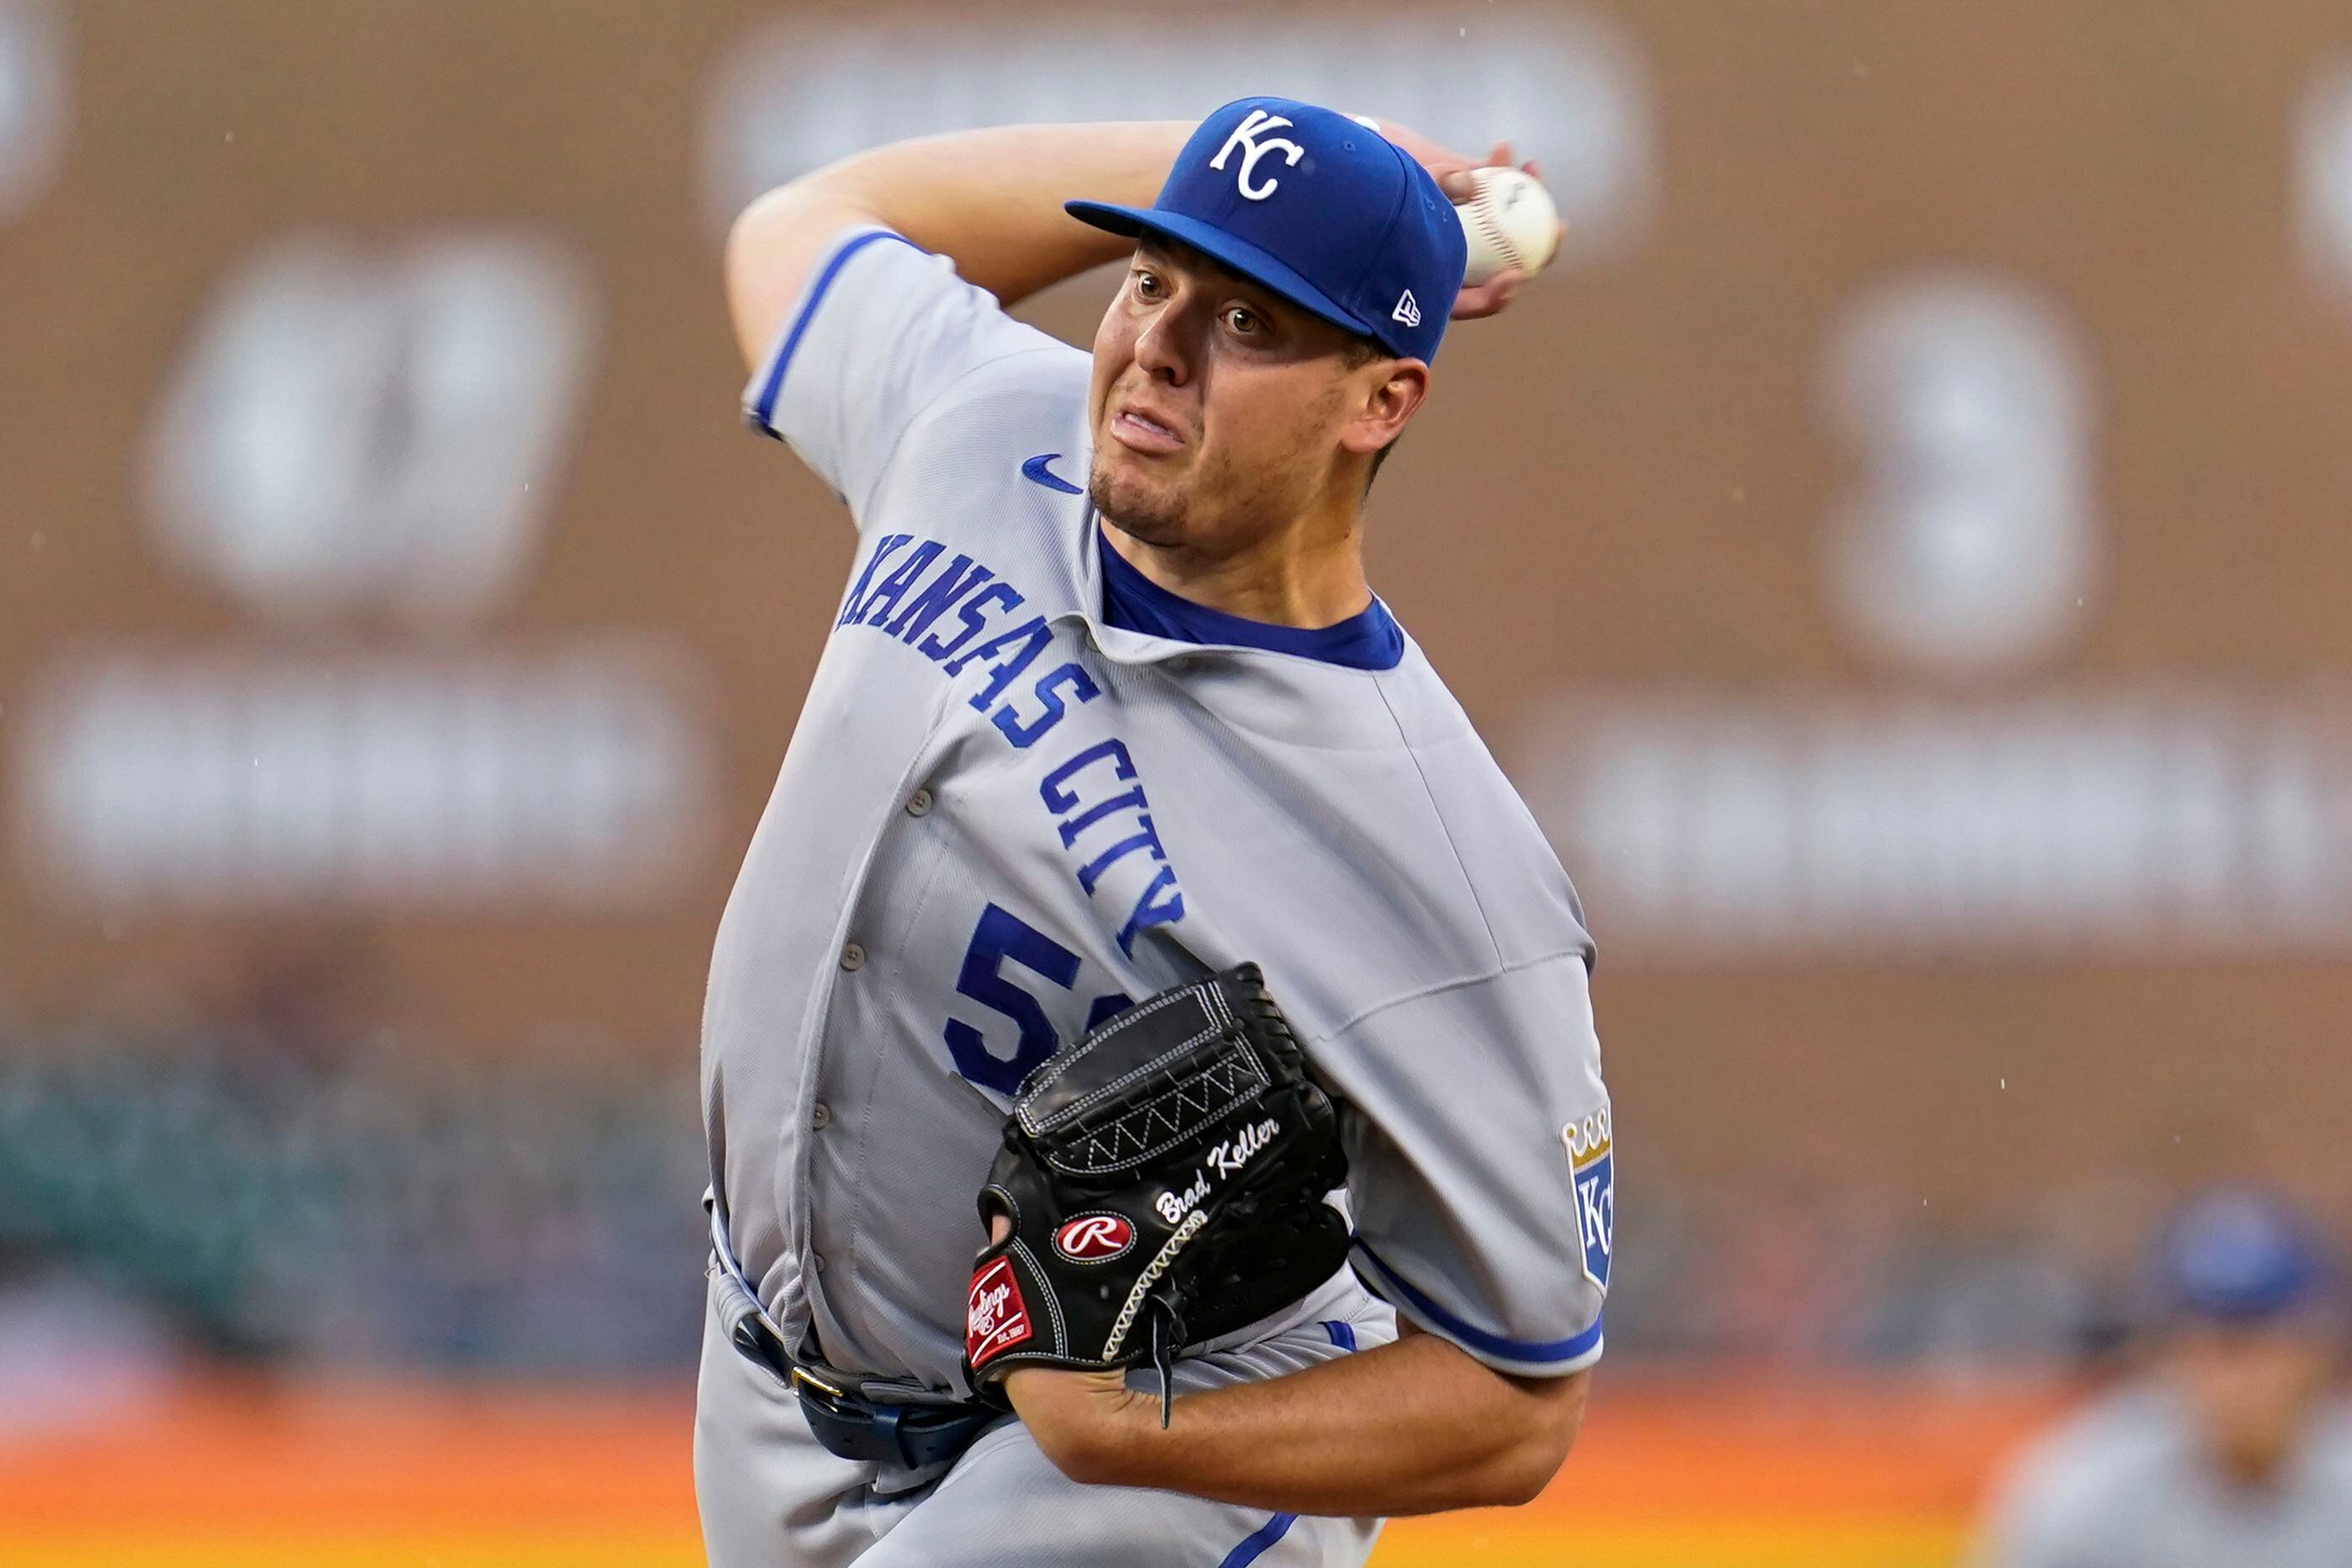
696;97;1612;1566
1971;1191;2352;1568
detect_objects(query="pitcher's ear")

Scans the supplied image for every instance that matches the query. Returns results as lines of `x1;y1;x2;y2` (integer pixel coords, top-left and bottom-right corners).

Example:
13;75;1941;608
1342;358;1429;459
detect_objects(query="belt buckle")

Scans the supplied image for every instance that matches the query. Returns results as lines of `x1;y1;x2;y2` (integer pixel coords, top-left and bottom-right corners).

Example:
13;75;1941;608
790;1363;851;1404
787;1368;993;1470
791;1371;915;1469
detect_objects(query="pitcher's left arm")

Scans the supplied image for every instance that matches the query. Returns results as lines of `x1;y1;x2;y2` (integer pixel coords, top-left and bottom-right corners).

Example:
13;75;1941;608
1010;1320;1588;1515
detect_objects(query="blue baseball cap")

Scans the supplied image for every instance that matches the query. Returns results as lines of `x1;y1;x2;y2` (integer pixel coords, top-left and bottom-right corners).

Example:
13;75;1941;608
2154;1189;2334;1325
1067;96;1468;364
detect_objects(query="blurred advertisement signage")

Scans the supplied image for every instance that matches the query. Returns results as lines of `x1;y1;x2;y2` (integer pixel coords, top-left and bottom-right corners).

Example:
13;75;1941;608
701;5;1653;266
19;650;708;909
1517;266;2352;958
143;232;595;626
1819;275;2097;677
0;0;67;222
14;228;709;910
1522;685;2352;957
2296;55;2352;314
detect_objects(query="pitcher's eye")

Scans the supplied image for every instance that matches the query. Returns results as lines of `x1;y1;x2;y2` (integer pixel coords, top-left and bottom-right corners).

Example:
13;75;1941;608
1133;270;1165;301
1227;307;1261;334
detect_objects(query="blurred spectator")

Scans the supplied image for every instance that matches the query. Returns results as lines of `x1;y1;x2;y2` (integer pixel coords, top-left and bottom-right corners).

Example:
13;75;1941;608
0;1028;707;1370
1970;1188;2352;1567
0;1240;179;1442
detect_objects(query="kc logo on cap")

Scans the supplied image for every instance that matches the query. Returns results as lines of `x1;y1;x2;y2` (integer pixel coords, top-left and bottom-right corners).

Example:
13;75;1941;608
1064;96;1469;364
1209;108;1306;201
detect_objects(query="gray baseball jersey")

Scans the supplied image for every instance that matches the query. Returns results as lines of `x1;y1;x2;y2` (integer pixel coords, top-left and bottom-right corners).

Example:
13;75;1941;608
701;223;1609;1410
1972;1384;2352;1568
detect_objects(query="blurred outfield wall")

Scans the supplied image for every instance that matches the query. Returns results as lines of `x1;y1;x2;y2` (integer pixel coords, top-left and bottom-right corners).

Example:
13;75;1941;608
8;0;2352;1238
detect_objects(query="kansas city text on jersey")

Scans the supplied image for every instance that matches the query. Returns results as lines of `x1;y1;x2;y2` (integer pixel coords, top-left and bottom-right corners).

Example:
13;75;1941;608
836;529;1189;958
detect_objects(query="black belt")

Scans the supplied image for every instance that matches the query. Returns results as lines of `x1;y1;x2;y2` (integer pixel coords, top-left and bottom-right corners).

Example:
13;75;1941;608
728;1311;1004;1471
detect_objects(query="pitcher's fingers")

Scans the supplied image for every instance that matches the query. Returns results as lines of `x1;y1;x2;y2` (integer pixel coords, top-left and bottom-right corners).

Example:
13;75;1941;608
1453;269;1525;321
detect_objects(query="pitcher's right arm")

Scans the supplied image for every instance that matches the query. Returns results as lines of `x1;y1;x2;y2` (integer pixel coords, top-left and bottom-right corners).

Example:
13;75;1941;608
724;122;1192;372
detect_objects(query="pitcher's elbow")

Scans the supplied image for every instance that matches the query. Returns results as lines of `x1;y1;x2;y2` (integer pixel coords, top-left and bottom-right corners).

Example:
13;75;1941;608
1488;1386;1586;1507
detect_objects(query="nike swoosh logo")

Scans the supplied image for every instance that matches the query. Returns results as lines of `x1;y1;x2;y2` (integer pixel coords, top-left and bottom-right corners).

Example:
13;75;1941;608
1020;452;1084;495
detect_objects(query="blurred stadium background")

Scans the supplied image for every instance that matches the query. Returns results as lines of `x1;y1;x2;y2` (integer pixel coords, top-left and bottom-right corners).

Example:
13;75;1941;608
5;1;2351;1562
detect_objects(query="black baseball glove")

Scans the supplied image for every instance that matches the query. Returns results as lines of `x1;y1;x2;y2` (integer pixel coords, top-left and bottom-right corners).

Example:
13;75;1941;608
961;962;1349;1419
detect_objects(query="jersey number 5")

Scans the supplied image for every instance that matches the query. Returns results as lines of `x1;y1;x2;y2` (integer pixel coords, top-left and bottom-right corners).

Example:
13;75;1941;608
944;902;1128;1095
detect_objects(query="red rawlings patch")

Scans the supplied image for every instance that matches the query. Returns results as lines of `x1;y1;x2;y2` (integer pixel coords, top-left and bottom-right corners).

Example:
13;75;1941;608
1054;1213;1136;1263
965;1256;1032;1368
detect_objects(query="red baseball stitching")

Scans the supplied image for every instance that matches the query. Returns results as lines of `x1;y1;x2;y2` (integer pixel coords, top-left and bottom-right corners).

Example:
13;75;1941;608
1469;177;1526;277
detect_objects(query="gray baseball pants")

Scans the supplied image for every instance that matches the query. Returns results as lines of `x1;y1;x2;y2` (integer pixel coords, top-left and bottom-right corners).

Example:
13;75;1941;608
693;1270;1393;1567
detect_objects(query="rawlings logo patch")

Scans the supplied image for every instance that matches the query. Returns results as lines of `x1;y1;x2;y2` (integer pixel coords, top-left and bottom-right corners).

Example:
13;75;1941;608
965;1256;1032;1367
1563;1107;1613;1291
1054;1213;1136;1263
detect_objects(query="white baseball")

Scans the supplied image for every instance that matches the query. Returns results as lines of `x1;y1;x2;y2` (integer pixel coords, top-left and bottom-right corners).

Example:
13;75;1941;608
1457;167;1561;286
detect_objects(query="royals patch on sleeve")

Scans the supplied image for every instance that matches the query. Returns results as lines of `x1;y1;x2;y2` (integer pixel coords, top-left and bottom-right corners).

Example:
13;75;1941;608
1563;1107;1613;1291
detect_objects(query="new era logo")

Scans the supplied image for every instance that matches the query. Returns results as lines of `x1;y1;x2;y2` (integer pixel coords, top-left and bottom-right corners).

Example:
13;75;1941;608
1392;290;1421;328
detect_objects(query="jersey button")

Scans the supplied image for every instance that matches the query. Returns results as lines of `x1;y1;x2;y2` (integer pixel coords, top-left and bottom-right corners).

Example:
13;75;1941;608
905;787;933;817
840;942;865;972
809;1101;831;1131
810;1253;826;1273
